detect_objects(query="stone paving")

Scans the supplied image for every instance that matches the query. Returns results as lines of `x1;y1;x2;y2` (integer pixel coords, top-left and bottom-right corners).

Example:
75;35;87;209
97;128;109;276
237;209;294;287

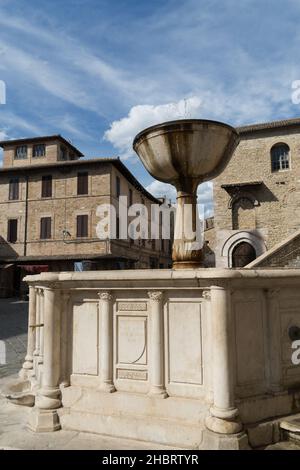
0;298;28;379
0;299;173;450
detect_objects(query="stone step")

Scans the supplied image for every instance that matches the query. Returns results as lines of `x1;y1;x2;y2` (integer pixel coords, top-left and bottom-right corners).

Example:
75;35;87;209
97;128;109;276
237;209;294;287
60;386;208;449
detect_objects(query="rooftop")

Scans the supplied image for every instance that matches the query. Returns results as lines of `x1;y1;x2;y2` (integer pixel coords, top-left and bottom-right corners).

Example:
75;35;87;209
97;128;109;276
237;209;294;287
237;117;300;135
0;135;83;156
0;156;160;203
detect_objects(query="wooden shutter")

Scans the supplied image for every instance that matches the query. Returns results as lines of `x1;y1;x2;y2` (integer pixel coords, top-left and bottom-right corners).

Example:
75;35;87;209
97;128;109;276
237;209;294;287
40;217;51;239
77;172;88;195
9;178;19;200
77;215;88;237
42;175;52;198
7;219;18;243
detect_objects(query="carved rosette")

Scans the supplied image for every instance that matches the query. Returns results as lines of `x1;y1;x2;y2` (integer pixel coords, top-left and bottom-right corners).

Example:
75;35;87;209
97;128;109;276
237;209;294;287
148;291;163;302
98;291;113;302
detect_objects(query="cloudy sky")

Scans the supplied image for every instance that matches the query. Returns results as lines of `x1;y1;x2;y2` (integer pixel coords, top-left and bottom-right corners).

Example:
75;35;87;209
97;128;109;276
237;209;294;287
0;0;300;216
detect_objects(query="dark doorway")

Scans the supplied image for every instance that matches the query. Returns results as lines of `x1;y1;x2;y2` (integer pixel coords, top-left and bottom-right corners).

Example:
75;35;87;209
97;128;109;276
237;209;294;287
232;242;256;268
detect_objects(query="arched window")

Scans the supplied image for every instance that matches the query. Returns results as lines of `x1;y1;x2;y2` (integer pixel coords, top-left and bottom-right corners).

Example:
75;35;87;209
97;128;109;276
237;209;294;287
232;242;256;268
271;143;290;172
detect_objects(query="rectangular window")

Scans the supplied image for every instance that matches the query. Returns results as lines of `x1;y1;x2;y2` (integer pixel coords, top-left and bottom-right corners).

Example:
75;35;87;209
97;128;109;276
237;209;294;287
9;178;19;200
77;214;88;237
40;217;51;239
60;146;67;160
77;172;88;195
33;144;46;158
42;175;52;198
7;219;18;243
15;145;27;159
116;176;121;198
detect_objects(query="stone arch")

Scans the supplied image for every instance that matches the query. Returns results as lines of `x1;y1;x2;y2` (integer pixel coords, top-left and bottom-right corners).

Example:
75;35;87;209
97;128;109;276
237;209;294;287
221;231;266;268
228;191;259;209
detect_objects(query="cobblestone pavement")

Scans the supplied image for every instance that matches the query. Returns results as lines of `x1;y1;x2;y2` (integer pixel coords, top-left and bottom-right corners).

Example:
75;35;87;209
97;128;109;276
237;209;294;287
0;299;28;378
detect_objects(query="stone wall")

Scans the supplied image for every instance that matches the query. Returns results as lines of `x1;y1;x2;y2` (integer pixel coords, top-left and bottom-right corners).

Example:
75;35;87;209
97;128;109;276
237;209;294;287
0;161;171;267
214;126;300;267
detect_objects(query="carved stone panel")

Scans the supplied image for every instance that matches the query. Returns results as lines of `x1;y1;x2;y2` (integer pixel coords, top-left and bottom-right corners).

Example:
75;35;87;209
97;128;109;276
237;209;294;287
72;302;98;375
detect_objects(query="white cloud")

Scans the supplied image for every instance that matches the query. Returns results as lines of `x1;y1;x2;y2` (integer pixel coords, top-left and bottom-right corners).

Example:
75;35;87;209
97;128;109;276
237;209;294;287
104;96;203;159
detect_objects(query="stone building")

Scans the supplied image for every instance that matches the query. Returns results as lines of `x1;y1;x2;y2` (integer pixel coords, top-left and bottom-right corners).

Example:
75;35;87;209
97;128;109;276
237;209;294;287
0;135;172;296
213;117;300;267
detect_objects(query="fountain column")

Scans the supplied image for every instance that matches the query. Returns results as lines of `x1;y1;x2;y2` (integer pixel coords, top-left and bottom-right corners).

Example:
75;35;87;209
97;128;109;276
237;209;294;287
28;285;62;432
205;285;242;434
148;290;167;398
172;185;202;269
98;291;115;393
20;286;36;379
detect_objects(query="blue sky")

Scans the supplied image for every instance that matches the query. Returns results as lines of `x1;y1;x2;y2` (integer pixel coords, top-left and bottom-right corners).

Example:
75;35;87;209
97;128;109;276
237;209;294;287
0;0;300;215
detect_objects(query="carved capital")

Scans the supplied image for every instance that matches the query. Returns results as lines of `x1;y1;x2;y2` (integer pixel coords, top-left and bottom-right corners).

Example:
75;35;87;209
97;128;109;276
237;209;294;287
202;290;211;300
98;291;113;301
148;290;163;302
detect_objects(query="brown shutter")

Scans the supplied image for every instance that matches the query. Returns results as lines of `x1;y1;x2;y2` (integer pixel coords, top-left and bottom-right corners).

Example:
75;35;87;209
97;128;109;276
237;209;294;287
77;215;88;237
77;172;88;195
7;219;18;243
40;217;51;239
42;175;52;198
9;178;19;200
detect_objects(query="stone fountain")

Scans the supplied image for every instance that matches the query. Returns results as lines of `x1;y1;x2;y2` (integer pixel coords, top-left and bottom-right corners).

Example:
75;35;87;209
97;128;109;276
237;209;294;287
133;119;239;268
11;119;300;450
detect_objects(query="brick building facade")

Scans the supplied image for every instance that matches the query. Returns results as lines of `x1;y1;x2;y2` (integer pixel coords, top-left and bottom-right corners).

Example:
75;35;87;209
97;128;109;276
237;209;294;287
213;118;300;268
0;135;172;296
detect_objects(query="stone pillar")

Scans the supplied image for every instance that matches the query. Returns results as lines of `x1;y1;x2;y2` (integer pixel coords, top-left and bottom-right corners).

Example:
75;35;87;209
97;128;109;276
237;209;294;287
266;288;283;392
28;286;62;432
60;291;71;388
98;291;115;393
205;285;242;435
148;290;168;398
20;286;36;379
202;290;214;403
172;188;203;269
33;289;41;358
38;289;44;365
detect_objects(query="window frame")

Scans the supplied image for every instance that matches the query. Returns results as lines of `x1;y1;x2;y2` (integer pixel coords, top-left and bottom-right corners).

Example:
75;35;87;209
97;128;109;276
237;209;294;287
33;143;46;158
7;218;18;243
41;175;53;198
77;171;89;195
76;214;88;238
271;143;290;172
9;177;19;200
40;217;52;240
15;145;27;160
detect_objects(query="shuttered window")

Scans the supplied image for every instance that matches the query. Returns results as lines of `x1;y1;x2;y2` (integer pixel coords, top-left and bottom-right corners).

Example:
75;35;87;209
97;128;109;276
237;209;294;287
40;217;51;239
77;215;88;237
7;219;18;243
9;178;19;200
42;175;52;198
77;172;88;195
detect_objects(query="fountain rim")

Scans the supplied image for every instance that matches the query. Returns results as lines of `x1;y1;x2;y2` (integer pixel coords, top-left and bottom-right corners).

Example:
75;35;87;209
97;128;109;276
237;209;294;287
133;118;239;150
